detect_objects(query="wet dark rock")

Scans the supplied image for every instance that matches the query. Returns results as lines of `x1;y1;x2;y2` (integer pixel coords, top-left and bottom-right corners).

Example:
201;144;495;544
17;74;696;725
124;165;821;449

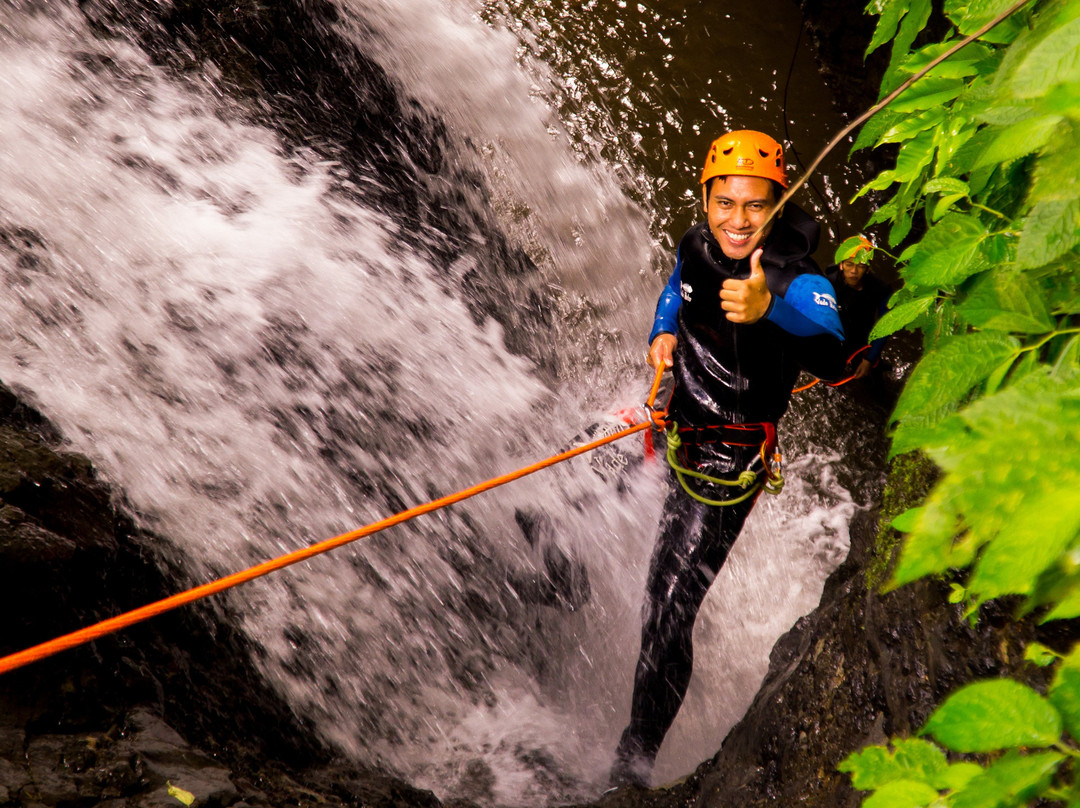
0;377;449;808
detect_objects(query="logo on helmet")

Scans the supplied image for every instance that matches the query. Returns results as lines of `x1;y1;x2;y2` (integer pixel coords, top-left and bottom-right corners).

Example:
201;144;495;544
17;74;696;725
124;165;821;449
736;157;755;169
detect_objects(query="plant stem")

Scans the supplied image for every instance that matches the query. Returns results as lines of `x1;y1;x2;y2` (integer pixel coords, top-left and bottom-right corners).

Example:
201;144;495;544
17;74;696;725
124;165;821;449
753;0;1036;238
1021;327;1080;355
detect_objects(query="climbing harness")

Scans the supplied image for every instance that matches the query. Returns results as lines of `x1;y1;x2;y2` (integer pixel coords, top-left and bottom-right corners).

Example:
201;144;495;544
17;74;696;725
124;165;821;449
0;366;671;677
665;421;784;507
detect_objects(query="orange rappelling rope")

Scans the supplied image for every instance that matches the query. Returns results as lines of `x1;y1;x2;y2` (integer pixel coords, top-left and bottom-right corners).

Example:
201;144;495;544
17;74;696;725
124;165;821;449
791;345;872;393
0;365;668;677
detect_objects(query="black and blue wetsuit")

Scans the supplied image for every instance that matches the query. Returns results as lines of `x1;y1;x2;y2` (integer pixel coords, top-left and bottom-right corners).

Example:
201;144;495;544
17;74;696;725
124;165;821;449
612;204;846;786
825;263;892;368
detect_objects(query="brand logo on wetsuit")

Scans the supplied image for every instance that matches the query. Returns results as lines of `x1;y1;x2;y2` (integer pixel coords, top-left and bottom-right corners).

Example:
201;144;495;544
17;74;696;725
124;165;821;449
680;282;693;302
813;291;838;310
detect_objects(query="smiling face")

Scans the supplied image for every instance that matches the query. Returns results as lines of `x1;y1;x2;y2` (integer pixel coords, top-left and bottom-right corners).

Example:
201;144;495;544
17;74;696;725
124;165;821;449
702;175;778;261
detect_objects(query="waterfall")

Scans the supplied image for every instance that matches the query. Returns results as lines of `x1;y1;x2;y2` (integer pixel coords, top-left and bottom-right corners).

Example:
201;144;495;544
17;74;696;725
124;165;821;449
0;1;869;803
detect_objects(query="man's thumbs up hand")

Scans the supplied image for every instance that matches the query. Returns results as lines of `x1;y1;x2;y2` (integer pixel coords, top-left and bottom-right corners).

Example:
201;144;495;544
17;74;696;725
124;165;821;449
720;248;772;324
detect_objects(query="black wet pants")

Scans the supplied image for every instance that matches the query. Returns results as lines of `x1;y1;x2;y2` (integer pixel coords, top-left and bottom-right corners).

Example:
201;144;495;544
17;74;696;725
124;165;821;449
612;442;760;781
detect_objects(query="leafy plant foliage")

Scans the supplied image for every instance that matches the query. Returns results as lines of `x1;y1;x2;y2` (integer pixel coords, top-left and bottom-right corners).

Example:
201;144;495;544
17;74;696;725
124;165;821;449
838;0;1080;803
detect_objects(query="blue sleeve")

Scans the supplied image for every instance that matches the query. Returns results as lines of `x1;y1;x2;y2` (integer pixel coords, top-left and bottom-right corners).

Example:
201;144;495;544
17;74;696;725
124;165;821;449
648;249;683;344
765;274;845;341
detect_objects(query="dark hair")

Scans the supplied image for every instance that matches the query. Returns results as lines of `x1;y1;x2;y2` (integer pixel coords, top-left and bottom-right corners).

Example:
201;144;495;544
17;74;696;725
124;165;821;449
704;176;783;203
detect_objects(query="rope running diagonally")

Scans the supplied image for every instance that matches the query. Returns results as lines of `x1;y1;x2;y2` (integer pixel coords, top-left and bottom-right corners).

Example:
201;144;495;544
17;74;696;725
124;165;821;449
0;365;669;677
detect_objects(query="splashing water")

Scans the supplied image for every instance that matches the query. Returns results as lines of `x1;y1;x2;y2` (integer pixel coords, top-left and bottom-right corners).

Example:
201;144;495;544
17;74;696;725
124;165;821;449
0;1;877;803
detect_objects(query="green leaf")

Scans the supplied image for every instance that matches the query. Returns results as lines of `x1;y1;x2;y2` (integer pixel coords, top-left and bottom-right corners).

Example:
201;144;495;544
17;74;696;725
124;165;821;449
1042;582;1080;622
880;107;950;145
928;178;972;219
922;679;1063;751
967;485;1080;602
890;77;967;113
867;0;910;57
910;372;1080;601
931;195;965;222
895;130;938;183
857;170;902;198
1059;645;1080;673
932;117;979;179
864;779;941;808
835;235;871;265
902;213;988;288
1009;16;1080;98
940;761;984;791
1016;197;1080;269
889;497;971;587
1027;550;1080;622
882;0;934;92
900;40;994;78
919;298;962;355
950;750;1065;808
887;185;919;247
957;270;1055;333
1053;335;1080;376
867;202;897;228
973;115;1063;169
892;738;951;788
976;101;1039;126
891;506;925;533
1038;80;1080;115
923;177;970;196
1050;664;1080;740
983;354;1017;394
945;0;1031;36
980;232;1014;266
891;331;1020;425
1025;642;1061;667
854;109;905;153
870;295;936;341
839;745;891;788
839;738;949;790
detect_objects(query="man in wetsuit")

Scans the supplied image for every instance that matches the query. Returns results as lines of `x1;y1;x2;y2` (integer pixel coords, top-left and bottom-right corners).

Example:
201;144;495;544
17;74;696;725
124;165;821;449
609;130;847;788
825;236;891;380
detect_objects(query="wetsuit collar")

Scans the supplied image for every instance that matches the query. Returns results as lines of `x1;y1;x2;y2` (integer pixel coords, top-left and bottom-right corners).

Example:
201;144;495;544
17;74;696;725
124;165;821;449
700;203;819;276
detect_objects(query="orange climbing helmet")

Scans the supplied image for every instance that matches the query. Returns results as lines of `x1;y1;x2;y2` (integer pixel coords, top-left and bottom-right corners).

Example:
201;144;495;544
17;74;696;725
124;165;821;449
852;235;874;264
701;130;788;188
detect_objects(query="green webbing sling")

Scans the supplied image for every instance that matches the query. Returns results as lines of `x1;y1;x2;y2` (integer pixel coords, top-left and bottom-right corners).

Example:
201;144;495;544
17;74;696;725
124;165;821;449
665;422;784;507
